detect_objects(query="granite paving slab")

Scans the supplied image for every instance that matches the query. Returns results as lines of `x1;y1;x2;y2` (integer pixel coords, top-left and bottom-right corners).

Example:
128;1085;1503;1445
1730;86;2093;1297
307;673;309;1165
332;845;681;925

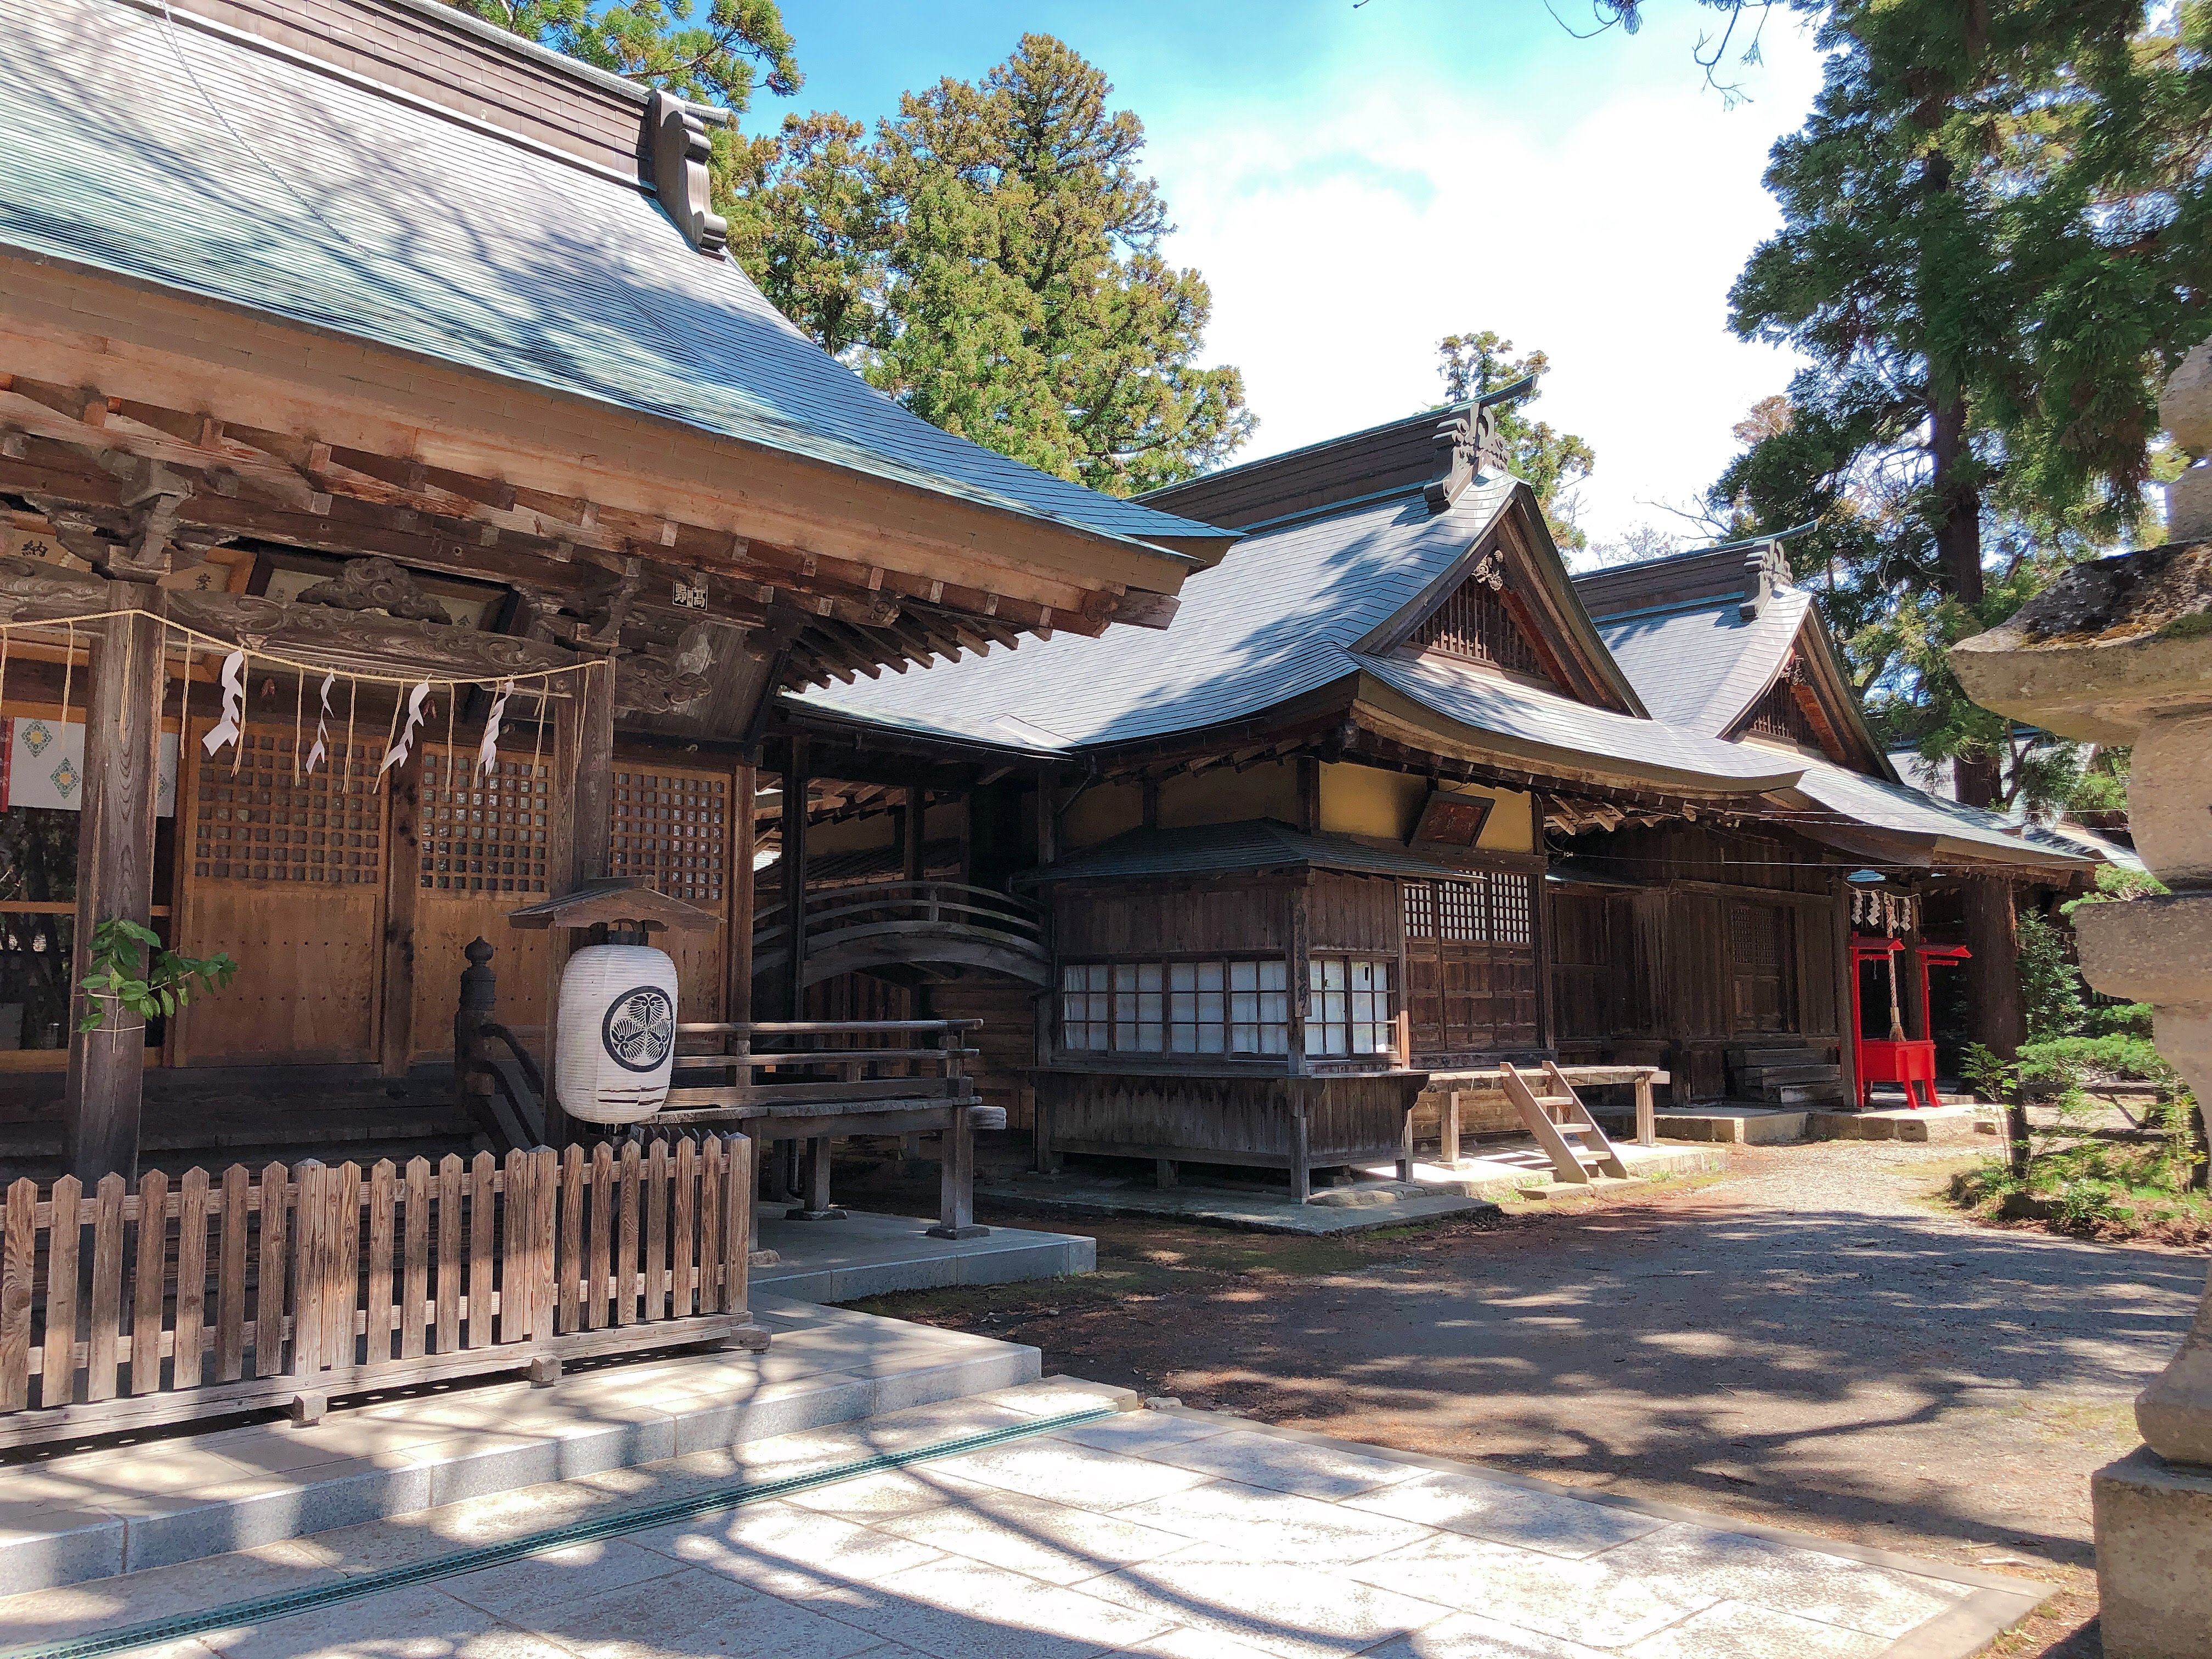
0;1388;2053;1659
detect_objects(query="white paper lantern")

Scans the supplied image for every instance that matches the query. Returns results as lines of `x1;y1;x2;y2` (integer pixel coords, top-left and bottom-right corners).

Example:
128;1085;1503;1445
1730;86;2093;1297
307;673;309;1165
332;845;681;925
557;943;679;1124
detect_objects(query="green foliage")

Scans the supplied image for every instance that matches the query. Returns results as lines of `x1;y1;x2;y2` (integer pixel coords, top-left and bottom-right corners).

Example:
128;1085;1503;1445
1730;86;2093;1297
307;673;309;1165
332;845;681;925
2064;860;2168;913
1432;332;1597;551
724;36;1253;495
1960;1027;2208;1230
2015;909;2086;1043
76;919;236;1035
456;0;798;111
1715;0;2212;809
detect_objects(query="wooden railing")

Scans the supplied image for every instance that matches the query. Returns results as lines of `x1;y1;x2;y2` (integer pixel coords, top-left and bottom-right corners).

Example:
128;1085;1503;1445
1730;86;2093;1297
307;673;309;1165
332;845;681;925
0;1136;762;1449
659;1020;995;1239
752;879;1048;985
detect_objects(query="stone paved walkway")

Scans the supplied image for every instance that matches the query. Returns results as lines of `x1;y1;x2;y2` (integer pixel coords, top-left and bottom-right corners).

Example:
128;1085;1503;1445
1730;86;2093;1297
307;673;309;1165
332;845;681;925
0;1381;2044;1658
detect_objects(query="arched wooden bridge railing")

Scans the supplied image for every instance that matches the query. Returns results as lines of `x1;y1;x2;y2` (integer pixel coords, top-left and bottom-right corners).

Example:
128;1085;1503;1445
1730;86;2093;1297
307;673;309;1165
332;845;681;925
752;879;1049;988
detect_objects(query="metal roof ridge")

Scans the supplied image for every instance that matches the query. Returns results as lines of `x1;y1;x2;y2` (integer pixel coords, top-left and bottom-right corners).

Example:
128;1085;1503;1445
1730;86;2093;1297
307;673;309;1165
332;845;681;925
106;0;648;188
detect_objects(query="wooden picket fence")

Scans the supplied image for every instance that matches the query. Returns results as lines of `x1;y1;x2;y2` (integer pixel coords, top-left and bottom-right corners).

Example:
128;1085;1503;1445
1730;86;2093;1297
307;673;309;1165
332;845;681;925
0;1135;764;1448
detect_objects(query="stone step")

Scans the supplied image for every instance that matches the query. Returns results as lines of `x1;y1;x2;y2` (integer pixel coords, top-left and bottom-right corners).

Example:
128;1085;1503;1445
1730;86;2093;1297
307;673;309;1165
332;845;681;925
0;1295;1048;1595
1770;1082;1850;1104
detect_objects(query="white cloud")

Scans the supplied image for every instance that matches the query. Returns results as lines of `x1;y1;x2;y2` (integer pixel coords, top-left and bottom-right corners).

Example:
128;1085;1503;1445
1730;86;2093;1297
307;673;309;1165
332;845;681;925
1144;21;1827;551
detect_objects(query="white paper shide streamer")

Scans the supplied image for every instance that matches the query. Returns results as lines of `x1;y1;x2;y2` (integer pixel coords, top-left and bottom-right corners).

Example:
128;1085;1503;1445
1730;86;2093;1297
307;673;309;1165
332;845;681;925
380;681;431;777
200;651;247;758
478;679;514;776
304;672;335;776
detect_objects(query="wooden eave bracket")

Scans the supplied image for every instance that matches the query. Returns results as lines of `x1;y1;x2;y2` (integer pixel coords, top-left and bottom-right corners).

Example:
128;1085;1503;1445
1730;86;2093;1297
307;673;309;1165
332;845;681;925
507;877;720;934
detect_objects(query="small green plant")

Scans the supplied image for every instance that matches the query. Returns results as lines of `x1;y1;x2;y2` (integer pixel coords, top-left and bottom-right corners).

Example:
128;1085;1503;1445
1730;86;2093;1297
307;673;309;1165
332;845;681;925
76;918;236;1034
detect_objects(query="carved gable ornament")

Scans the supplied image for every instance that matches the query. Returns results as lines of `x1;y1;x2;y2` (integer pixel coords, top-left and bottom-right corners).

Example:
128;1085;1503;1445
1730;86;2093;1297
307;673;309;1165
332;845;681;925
294;556;450;624
646;92;730;257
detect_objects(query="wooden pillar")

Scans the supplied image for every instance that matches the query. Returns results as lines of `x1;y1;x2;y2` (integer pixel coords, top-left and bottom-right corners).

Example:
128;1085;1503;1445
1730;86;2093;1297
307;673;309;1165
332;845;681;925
781;737;808;1020
1962;877;2025;1059
901;785;925;883
1286;884;1311;1076
63;584;165;1183
1295;755;1320;834
1961;873;2029;1171
956;790;973;886
928;1107;985;1237
1440;1091;1463;1164
1033;772;1056;868
541;658;616;1148
573;656;616;883
378;733;424;1078
1832;878;1860;1109
1901;892;1928;1041
726;759;757;1023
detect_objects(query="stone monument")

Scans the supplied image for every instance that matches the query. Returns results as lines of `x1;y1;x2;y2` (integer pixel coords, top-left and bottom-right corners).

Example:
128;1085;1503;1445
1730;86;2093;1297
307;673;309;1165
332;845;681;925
1952;341;2212;1659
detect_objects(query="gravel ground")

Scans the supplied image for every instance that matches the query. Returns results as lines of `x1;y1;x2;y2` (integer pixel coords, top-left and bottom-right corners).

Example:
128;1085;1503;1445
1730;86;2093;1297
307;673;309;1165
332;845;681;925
850;1137;2211;1658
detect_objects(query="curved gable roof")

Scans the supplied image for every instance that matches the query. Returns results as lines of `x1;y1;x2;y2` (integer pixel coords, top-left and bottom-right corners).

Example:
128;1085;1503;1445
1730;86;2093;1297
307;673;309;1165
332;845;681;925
0;0;1231;557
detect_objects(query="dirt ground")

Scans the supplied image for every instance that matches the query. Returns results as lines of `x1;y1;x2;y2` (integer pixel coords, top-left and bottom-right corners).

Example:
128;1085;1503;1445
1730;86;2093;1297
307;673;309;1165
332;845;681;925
841;1139;2211;1658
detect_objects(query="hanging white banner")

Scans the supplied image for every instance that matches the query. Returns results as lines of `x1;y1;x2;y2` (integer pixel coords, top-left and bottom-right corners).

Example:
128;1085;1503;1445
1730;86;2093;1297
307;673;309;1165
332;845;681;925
2;719;179;816
304;672;335;776
477;679;514;775
380;681;431;777
200;650;247;758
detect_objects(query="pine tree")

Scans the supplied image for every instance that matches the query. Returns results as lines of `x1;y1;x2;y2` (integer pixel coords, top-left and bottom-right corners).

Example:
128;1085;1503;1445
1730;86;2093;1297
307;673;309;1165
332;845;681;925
457;0;798;110
1434;332;1596;551
856;36;1255;495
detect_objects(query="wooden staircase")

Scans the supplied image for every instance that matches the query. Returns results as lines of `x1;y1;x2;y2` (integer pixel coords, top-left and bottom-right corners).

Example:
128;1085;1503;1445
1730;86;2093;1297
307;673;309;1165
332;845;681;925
1726;1043;1848;1104
1500;1060;1630;1184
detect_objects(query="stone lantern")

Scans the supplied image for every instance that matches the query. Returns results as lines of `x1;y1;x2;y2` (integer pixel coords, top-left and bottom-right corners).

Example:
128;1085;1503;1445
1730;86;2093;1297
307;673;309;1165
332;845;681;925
1951;341;2212;1659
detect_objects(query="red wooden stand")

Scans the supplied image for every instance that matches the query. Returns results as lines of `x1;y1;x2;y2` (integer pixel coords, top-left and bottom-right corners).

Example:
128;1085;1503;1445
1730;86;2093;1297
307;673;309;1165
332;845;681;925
1849;936;1971;1109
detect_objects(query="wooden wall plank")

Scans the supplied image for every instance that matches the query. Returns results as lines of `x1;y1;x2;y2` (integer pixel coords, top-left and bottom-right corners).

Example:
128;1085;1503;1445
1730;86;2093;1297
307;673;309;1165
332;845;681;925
366;1161;397;1366
435;1155;462;1356
216;1164;247;1384
467;1151;496;1348
174;1167;208;1391
86;1174;124;1403
0;1178;33;1410
253;1161;287;1379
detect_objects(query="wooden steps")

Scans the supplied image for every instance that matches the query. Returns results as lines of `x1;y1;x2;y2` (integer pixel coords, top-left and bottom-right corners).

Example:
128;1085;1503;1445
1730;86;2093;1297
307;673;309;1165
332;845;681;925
1726;1043;1847;1104
1500;1062;1630;1184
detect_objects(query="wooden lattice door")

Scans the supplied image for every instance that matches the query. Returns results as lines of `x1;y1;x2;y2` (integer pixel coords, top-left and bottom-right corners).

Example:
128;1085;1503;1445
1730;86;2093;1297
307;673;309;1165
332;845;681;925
1728;900;1795;1034
408;745;557;1063
174;726;386;1065
610;763;731;1023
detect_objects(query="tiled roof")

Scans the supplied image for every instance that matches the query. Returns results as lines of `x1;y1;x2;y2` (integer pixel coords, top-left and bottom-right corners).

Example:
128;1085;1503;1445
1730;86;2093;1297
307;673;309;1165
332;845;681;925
1354;651;1804;790
1030;820;1476;884
1593;590;1810;732
1779;757;2092;869
0;0;1229;554
808;482;1517;748
805;479;1797;793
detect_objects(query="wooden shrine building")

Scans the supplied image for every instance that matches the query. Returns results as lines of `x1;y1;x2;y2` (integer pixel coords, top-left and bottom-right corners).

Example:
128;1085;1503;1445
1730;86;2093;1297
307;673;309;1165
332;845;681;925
786;396;2099;1194
0;0;1230;1182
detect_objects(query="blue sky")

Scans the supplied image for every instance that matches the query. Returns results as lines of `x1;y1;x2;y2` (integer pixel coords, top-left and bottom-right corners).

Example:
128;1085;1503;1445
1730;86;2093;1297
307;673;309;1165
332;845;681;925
762;1;1830;556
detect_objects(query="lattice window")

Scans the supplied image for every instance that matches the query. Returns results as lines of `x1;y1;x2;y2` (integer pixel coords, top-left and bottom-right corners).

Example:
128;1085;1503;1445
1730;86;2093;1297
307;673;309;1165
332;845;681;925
190;733;382;884
612;769;727;905
1412;572;1547;678
1403;874;1533;946
1491;873;1532;945
1743;676;1823;748
420;751;550;895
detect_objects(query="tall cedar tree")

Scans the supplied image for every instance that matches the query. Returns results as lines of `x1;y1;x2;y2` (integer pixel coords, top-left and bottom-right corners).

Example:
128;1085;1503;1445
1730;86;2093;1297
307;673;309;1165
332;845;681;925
459;0;798;109
1717;1;2210;810
1435;332;1596;552
728;36;1254;495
